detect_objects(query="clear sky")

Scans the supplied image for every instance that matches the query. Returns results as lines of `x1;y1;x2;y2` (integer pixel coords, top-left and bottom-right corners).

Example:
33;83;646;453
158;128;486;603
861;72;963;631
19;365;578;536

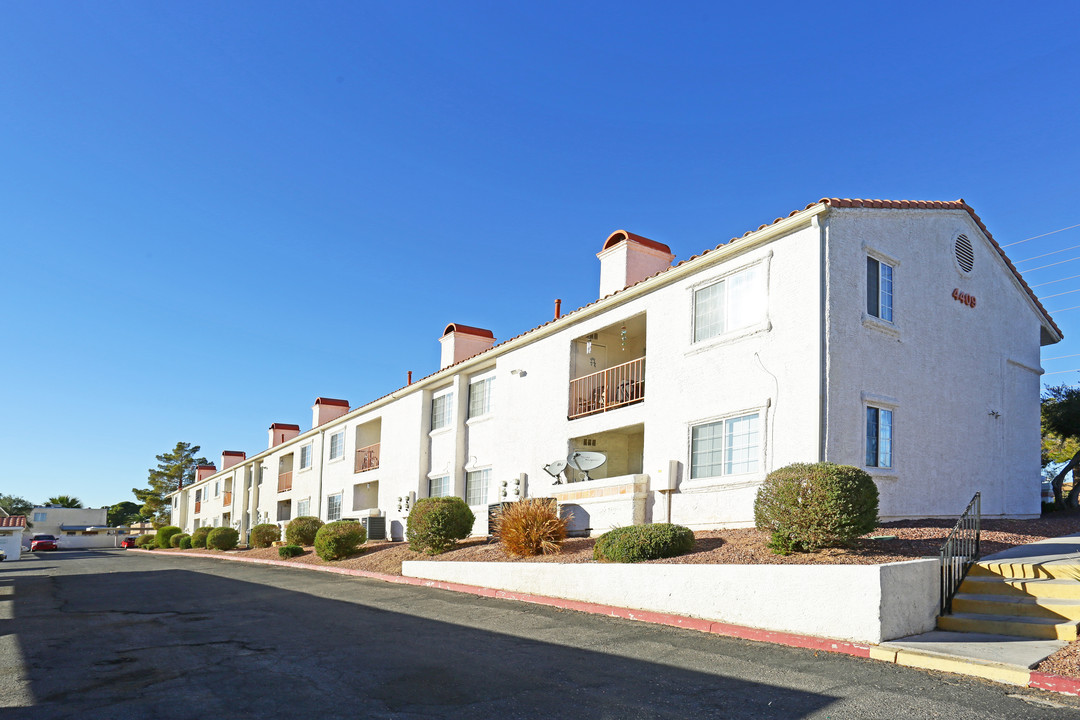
2;2;1079;509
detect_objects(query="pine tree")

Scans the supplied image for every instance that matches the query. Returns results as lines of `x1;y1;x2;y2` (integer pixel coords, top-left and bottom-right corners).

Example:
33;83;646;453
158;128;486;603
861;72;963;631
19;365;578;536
1042;384;1080;508
133;442;209;525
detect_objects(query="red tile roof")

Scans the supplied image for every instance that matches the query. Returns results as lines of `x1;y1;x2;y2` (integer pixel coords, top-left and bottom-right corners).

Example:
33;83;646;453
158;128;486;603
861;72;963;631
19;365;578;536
601;230;672;255
313;397;350;407
442;323;495;339
0;515;27;528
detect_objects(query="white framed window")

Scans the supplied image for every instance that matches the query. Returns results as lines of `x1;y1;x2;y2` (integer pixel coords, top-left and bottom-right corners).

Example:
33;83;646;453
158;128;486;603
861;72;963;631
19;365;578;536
866;256;894;322
297;497;310;517
33;512;46;522
693;263;766;343
428;475;451;498
431;388;454;431
466;469;491;506
690;413;761;479
329;430;345;461
212;516;219;527
214;481;220;497
299;443;312;470
327;493;342;521
468;374;495;419
195;489;202;503
866;406;894;468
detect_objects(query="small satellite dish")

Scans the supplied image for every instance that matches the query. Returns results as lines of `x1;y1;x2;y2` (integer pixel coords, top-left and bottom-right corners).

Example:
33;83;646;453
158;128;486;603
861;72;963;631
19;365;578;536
567;451;607;481
543;459;567;482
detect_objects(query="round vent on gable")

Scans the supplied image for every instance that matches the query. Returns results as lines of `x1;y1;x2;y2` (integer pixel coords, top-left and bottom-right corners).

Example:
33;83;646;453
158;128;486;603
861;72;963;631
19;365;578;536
955;233;974;273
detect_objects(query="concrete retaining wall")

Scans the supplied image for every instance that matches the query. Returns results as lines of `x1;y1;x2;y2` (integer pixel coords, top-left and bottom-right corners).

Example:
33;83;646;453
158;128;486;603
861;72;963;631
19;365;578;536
402;558;939;643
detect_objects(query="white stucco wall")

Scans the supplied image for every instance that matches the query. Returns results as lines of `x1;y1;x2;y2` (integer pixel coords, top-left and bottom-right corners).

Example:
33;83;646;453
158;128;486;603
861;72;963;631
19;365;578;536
403;559;940;644
0;531;24;560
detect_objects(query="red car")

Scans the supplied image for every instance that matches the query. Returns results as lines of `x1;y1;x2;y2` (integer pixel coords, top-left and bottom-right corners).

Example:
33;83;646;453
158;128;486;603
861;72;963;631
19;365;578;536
120;536;137;548
30;534;58;551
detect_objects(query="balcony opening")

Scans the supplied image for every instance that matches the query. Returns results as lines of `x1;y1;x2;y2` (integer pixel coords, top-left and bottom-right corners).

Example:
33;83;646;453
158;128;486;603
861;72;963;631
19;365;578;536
567;424;644;483
278;454;294;493
569;314;646;419
354;418;382;473
352;480;379;514
223;479;233;507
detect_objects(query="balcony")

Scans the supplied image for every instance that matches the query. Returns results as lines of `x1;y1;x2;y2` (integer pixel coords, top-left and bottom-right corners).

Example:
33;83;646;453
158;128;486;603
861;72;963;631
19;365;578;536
194;501;201;514
355;443;380;473
222;491;232;506
278;471;293;493
568;356;645;419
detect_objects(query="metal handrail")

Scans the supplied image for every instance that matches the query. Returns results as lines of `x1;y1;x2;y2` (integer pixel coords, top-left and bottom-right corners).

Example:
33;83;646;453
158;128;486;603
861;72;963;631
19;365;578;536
355;443;380;473
939;492;981;614
277;471;293;493
568;356;646;419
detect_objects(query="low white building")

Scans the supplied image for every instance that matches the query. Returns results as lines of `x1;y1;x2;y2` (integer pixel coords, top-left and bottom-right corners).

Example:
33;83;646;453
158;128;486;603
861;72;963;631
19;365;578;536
27;506;129;549
169;198;1061;540
0;515;27;560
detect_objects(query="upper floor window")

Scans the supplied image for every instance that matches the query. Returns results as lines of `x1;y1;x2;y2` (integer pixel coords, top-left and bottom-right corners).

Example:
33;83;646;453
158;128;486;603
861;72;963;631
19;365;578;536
195;489;202;502
299;443;313;470
469;375;494;418
866;256;894;322
866;406;893;468
327;493;342;522
429;475;451;498
690;413;760;479
329;430;345;461
33;512;46;522
466;469;491;506
693;264;766;343
214;481;220;497
431;389;454;431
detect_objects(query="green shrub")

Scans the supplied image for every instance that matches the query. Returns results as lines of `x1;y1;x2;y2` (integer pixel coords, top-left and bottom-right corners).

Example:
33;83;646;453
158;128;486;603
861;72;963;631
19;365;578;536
753;462;879;554
407;497;475;555
250;523;280;548
278;544;304;559
179;535;193;549
314;521;366;561
285;516;324;546
156;526;182;549
593;524;695;563
191;526;212;548
495;498;568;557
135;534;156;548
170;533;190;548
206;527;239;551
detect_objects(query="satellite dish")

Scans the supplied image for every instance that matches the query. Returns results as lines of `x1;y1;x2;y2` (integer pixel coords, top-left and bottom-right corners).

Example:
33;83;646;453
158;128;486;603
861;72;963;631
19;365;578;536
543;459;567;483
567;451;607;481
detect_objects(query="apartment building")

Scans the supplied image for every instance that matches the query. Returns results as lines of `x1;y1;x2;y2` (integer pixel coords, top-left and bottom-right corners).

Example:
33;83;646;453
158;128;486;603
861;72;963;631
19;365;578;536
169;198;1061;540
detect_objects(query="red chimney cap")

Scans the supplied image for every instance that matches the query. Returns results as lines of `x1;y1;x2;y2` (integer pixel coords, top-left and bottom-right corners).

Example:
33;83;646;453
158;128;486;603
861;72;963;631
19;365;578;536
313;397;350;407
442;323;495;338
269;423;301;431
601;230;671;254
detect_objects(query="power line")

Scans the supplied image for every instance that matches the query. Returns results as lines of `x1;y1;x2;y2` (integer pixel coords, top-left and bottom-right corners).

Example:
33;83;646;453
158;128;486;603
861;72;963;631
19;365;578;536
1041;288;1080;300
1032;273;1080;288
1044;353;1080;361
1044;369;1080;376
1048;304;1080;314
1002;222;1080;248
1024;255;1080;273
1016;243;1080;265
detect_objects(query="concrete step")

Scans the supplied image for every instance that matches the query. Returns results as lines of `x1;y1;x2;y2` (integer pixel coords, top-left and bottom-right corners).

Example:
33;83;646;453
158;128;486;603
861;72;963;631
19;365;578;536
958;575;1080;600
969;561;1080;581
952;592;1080;620
937;612;1079;641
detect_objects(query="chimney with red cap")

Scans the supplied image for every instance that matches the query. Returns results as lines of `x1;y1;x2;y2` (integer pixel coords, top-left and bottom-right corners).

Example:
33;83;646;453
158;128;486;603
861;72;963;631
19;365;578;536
439;324;496;370
597;230;675;298
268;423;301;449
312;397;350;428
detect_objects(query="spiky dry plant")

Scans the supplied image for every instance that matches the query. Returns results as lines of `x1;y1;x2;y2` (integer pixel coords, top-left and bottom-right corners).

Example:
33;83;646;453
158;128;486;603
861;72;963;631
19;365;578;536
495;498;570;557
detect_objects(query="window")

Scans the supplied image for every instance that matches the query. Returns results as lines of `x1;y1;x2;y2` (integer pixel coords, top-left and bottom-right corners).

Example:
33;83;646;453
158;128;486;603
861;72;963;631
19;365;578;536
866;257;894;322
33;512;46;522
429;475;451;498
690;413;760;479
276;501;290;522
431;389;454;430
866;407;893;468
195;489;202;502
327;493;342;521
297;497;310;517
469;376;494;418
329;430;345;461
299;443;312;470
466;469;491;506
693;264;766;342
214;481;220;497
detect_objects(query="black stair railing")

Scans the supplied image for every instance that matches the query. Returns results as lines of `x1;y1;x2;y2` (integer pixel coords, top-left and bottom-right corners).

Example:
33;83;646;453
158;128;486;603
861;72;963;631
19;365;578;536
939;492;981;614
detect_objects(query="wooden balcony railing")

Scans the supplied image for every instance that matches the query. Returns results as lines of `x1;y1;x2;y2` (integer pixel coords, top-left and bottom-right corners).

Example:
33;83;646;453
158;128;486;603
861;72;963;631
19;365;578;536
277;471;293;493
568;356;646;419
222;491;232;506
355;443;380;473
194;501;201;514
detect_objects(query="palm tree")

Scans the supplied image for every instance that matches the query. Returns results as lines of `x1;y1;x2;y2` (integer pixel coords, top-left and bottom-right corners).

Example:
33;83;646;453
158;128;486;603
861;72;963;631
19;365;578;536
46;495;83;508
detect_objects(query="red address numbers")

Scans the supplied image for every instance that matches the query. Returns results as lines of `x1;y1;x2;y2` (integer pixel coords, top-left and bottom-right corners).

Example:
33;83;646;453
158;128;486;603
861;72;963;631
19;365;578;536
952;288;976;308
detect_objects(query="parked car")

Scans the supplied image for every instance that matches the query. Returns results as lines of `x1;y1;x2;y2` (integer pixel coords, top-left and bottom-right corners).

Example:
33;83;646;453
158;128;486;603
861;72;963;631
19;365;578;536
0;548;6;561
30;534;58;551
120;536;137;548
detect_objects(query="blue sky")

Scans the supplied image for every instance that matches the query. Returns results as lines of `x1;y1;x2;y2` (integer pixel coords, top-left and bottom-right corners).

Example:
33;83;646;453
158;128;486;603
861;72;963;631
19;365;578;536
2;2;1079;509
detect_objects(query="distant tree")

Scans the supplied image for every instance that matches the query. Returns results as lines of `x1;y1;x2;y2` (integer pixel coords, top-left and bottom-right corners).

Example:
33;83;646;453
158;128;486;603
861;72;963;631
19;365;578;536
1042;384;1080;508
133;442;209;525
0;494;34;518
107;501;145;527
46;495;83;508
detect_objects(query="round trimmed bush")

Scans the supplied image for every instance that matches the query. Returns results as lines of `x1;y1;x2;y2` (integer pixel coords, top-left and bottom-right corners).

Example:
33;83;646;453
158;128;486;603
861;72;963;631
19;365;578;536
206;527;239;551
135;534;156;548
753;462;879;554
191;526;211;548
156;526;182;549
285;516;324;546
495;498;568;557
407;497;475;555
593;524;695;563
169;533;190;548
278;544;304;559
179;535;193;550
250;523;280;548
314;521;366;561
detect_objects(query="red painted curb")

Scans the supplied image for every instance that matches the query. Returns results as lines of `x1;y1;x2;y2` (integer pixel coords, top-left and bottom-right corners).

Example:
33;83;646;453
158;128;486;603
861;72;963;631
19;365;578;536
1029;671;1080;696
